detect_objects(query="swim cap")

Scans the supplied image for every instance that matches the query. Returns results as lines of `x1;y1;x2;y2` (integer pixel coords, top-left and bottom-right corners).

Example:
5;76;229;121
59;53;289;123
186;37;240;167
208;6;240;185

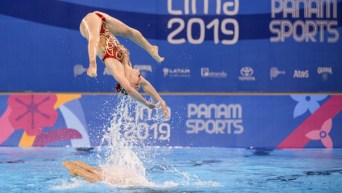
115;83;128;95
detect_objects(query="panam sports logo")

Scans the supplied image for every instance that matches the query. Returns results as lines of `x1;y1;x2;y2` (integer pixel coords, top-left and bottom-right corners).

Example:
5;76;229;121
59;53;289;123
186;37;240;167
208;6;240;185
186;103;244;135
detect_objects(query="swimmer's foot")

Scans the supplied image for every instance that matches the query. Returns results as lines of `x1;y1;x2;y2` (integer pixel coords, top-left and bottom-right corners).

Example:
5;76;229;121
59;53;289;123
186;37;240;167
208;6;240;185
87;66;97;78
151;46;164;63
63;161;77;177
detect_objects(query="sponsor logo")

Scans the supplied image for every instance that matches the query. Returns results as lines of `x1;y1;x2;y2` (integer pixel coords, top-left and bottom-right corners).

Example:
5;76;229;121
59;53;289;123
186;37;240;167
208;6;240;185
238;67;256;81
163;67;191;78
317;67;332;81
103;67;111;76
293;70;309;78
186;103;244;135
134;64;153;77
201;68;228;78
270;0;339;43
73;64;87;77
270;67;286;80
133;64;153;72
104;65;153;77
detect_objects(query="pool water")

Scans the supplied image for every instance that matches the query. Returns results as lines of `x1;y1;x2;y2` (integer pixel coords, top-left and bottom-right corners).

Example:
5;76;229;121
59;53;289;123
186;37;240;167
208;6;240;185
0;147;341;193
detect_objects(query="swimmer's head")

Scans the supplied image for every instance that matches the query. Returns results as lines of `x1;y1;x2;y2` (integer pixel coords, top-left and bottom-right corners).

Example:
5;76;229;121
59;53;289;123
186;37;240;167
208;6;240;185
115;83;128;95
126;68;141;90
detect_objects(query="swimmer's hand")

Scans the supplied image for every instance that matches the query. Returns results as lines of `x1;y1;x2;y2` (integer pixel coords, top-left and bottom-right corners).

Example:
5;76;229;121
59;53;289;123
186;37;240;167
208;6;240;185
158;101;170;119
145;101;157;109
161;102;170;119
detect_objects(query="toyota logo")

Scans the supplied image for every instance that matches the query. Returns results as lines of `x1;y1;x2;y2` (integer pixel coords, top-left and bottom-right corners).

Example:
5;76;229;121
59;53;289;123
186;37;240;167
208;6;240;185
240;67;254;77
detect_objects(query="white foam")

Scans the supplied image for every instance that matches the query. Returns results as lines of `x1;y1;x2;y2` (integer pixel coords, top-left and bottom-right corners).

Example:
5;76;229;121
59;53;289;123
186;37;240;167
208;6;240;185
98;96;155;187
96;96;221;189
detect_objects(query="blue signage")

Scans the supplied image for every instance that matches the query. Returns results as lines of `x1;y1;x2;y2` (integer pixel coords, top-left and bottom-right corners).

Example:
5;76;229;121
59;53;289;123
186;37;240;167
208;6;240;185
0;0;341;92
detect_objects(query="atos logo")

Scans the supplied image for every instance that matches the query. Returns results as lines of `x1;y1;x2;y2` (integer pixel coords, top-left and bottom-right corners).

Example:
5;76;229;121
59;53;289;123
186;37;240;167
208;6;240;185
238;67;256;81
293;70;309;78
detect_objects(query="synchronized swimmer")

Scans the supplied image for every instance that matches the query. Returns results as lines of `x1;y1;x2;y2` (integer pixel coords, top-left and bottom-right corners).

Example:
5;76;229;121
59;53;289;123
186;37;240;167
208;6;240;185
80;11;169;118
63;11;170;184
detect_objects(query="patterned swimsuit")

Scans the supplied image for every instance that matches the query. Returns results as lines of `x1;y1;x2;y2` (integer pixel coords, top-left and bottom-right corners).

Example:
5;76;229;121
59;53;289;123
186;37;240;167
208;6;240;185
95;13;129;63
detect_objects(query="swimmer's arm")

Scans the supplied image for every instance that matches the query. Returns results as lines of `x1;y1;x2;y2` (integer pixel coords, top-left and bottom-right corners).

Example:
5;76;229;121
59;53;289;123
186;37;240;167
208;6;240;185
115;74;156;109
139;77;164;104
122;54;131;76
140;77;169;118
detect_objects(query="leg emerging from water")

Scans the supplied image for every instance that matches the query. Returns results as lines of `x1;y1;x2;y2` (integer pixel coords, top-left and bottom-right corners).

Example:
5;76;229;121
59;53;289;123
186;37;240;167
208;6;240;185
63;161;102;183
97;11;164;63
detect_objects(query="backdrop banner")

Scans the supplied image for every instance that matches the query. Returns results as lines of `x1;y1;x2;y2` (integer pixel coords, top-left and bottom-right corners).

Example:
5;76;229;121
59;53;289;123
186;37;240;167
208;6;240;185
0;94;341;148
0;0;341;92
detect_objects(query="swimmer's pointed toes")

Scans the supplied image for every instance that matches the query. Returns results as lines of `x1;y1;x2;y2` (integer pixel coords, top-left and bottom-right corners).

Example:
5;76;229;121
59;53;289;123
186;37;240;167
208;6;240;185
63;161;71;167
158;57;165;63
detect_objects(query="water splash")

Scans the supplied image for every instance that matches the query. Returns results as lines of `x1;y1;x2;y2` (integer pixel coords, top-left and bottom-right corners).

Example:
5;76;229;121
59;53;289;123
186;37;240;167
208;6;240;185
51;178;86;190
98;96;161;187
96;95;219;189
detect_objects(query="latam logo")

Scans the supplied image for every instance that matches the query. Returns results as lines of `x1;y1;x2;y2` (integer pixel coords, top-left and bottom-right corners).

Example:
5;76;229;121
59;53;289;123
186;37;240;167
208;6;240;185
293;70;309;78
238;67;256;81
163;67;191;78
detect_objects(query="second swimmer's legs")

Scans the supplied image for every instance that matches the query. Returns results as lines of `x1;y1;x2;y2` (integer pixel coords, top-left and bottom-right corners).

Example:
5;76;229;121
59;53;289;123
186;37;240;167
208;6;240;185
63;161;102;183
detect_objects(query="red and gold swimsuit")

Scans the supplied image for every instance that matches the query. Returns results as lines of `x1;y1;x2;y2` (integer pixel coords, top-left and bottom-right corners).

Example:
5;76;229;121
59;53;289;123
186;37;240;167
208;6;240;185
95;13;129;63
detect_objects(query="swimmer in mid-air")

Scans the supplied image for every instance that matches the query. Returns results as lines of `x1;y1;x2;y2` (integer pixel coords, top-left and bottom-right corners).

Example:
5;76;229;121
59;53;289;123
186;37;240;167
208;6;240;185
80;11;168;118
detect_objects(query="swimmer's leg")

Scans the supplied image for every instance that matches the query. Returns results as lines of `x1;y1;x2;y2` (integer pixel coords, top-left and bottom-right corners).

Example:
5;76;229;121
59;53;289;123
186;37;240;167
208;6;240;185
73;161;102;175
97;11;164;63
81;12;102;77
63;161;78;177
63;161;102;183
72;168;102;183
